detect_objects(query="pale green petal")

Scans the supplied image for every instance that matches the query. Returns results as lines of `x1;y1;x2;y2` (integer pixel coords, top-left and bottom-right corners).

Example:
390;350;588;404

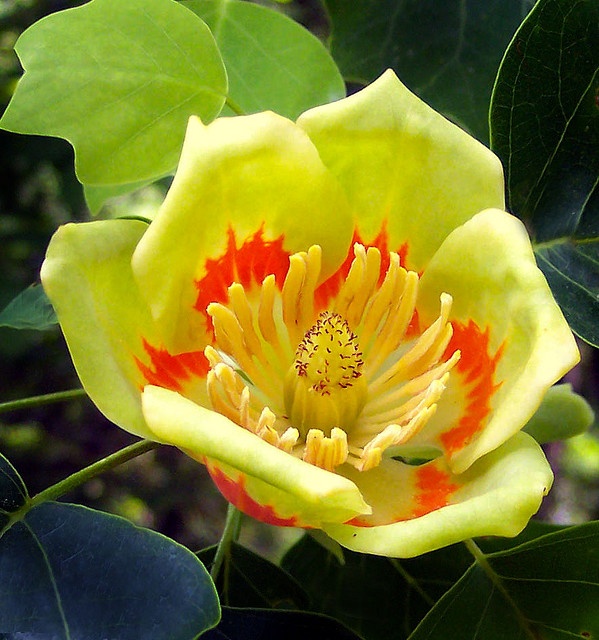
132;113;354;353
416;209;579;472
41;220;156;438
141;385;371;526
297;70;505;270
324;432;552;558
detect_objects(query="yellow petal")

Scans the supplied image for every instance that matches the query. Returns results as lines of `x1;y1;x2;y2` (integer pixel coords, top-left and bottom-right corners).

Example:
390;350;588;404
298;70;505;270
416;209;579;472
132;113;354;354
325;432;552;557
41;220;156;438
141;385;371;526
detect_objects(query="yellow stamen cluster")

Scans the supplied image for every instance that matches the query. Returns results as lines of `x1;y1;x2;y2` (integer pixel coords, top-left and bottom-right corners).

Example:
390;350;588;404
205;243;460;473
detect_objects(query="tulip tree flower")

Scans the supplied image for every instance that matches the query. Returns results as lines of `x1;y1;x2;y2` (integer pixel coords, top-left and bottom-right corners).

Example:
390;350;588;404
42;70;579;557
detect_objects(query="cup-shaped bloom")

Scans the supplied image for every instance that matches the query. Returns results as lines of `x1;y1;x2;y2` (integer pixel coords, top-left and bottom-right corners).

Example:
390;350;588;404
42;71;579;557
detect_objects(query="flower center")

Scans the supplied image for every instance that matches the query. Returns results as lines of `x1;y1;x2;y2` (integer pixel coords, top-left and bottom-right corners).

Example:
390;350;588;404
204;242;460;473
284;311;368;439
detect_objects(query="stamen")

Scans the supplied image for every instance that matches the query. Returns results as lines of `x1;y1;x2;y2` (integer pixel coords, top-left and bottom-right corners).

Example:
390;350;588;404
303;427;349;471
360;252;404;344
228;283;263;359
364;350;460;417
363;270;419;376
258;275;282;350
367;293;455;395
282;245;321;345
360;376;448;436
354;404;437;472
203;238;461;476
205;357;299;454
333;244;381;328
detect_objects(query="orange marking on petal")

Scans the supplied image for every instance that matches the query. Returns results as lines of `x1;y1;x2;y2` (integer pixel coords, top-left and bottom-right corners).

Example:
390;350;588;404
314;223;410;310
207;460;300;527
135;339;209;392
440;321;505;456
346;463;460;528
193;225;291;316
411;464;459;518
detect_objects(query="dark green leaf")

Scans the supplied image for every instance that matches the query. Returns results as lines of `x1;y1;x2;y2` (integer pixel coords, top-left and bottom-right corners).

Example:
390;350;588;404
0;0;227;185
204;607;362;640
534;242;599;347
490;0;599;346
282;533;472;639
0;453;28;530
182;0;346;120
523;383;594;443
0;502;221;639
199;542;309;610
409;522;599;639
0;284;57;330
324;0;531;141
476;520;567;554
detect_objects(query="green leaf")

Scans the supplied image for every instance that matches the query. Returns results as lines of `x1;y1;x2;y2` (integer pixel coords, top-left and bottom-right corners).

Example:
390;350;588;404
0;460;221;640
0;454;28;530
0;0;227;185
204;607;362;640
199;542;309;610
181;0;345;120
409;523;599;639
0;284;57;330
282;533;472;639
523;383;595;444
477;520;567;553
490;0;599;346
0;503;221;638
83;180;155;216
324;0;530;141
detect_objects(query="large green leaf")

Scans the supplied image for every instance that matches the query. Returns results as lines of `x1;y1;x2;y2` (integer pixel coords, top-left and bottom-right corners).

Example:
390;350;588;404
199;542;309;610
282;523;578;640
282;533;473;639
0;455;220;639
409;522;599;639
0;0;227;185
324;0;530;141
0;284;57;330
204;607;362;640
490;0;599;346
182;0;346;120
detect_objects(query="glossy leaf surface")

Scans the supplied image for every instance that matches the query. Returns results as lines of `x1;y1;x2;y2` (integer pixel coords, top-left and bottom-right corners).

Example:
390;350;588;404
0;494;220;639
410;522;599;639
183;0;345;119
0;0;227;185
283;523;581;640
204;607;361;640
282;533;473;639
490;0;599;346
199;542;309;610
324;0;529;141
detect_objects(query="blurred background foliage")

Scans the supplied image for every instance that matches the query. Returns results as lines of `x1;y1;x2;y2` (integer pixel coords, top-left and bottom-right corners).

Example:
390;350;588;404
0;0;597;558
